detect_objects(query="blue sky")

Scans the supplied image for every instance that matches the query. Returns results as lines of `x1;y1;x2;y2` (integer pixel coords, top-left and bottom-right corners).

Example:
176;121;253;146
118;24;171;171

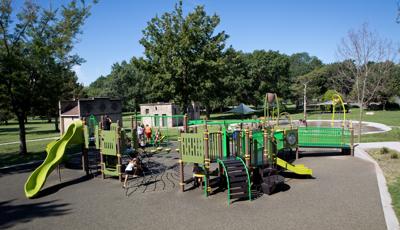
17;1;400;85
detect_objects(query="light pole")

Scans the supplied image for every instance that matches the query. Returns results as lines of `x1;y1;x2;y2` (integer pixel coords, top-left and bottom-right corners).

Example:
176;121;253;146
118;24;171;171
303;81;310;121
303;83;307;121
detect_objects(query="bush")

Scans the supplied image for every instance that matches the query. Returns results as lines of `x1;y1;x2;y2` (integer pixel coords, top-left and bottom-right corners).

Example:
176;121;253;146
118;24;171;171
391;152;399;159
380;147;390;155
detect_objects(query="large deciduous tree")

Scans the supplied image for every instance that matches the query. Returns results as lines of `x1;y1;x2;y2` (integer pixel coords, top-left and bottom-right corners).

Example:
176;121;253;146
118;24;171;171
246;50;290;106
0;0;92;154
139;1;228;117
337;23;395;141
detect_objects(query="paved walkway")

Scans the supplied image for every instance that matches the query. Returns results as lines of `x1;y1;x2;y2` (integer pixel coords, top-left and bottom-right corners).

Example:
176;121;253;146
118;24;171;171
356;141;400;230
0;151;387;230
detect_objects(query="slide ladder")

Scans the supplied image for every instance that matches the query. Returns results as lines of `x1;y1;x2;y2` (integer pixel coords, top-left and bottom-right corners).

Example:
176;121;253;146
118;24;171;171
276;157;312;176
218;157;251;205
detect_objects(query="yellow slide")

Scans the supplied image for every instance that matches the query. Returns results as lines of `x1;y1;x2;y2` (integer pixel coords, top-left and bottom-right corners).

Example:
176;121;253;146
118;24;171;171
276;157;312;176
24;120;83;198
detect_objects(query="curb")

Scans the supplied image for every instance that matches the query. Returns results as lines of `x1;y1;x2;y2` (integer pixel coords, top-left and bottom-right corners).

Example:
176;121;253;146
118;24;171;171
355;147;400;230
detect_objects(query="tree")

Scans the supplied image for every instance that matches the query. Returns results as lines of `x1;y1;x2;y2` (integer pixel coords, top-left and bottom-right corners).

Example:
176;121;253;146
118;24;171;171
245;50;290;106
221;47;250;107
337;23;395;142
289;52;323;78
86;58;149;111
0;0;92;154
140;1;228;117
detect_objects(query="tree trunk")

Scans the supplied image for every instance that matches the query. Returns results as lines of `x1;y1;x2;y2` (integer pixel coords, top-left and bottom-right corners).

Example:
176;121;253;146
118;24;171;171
55;116;60;132
17;114;27;155
358;103;363;143
205;105;211;120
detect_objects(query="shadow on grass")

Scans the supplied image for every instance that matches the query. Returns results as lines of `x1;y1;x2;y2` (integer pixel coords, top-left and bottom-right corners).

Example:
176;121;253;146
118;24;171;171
0;199;70;229
0;151;46;169
0;126;34;133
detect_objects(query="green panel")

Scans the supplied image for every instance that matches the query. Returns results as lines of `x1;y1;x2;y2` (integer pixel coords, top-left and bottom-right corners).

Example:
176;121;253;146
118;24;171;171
94;126;99;149
222;128;228;158
162;114;167;127
84;125;89;148
103;167;119;176
101;130;117;156
180;133;204;164
273;131;284;150
298;127;350;148
251;131;264;166
154;114;160;126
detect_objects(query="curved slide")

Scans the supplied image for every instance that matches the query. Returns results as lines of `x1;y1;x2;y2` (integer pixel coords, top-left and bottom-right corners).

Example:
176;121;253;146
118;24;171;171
24;120;84;198
276;157;313;176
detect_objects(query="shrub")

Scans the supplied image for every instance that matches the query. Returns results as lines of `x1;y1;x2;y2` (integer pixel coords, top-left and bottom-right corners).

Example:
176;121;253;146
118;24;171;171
391;152;399;159
380;147;390;155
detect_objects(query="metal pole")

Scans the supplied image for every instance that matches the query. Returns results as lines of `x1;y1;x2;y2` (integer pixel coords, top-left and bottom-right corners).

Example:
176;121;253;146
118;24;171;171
116;124;122;182
350;122;354;156
245;128;250;167
303;83;307;121
179;159;185;192
218;127;223;178
263;128;268;166
204;122;210;196
184;114;188;133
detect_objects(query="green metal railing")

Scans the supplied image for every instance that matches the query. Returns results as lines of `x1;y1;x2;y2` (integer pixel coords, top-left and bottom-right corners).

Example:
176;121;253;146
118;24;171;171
298;127;350;148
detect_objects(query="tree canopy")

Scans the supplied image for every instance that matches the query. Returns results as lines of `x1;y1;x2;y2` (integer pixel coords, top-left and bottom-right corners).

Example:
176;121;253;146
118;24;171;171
0;0;93;154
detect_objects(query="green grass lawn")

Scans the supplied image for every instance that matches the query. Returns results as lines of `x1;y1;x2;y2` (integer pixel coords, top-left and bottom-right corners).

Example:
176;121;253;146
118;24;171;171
367;148;400;218
0;119;59;143
0;118;59;167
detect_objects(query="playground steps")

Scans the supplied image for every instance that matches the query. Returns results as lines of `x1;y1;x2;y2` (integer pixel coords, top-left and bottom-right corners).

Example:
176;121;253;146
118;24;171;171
221;158;251;202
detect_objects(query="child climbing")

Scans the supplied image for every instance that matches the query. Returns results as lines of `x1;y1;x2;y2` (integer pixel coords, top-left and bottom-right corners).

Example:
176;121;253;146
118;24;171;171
123;157;142;188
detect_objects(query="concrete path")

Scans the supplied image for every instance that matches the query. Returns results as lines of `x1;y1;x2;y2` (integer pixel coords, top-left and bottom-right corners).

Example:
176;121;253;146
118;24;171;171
0;152;386;230
355;142;400;230
358;142;400;151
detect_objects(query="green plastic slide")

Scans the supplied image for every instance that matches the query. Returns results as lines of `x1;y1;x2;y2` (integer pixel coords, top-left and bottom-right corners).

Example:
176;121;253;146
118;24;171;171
276;157;313;176
24;120;83;198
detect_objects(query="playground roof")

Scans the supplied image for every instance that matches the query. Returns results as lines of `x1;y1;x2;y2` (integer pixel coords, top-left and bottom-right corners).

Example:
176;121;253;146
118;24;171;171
61;105;79;116
226;103;256;114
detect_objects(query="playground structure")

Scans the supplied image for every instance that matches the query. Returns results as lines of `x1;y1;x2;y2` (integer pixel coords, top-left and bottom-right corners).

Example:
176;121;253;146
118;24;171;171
178;93;355;205
24;115;132;198
178;117;313;205
24;93;354;201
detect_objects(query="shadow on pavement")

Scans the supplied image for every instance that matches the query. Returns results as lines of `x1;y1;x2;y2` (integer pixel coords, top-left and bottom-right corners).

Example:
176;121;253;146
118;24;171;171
34;175;93;199
0;199;70;229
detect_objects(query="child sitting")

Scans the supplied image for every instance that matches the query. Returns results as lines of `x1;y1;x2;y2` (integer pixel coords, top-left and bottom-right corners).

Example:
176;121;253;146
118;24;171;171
192;163;204;187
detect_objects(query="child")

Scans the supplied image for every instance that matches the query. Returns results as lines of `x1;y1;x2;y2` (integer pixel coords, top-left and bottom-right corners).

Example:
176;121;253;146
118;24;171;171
144;124;152;144
103;115;112;130
154;129;161;146
192;163;204;187
123;158;142;188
